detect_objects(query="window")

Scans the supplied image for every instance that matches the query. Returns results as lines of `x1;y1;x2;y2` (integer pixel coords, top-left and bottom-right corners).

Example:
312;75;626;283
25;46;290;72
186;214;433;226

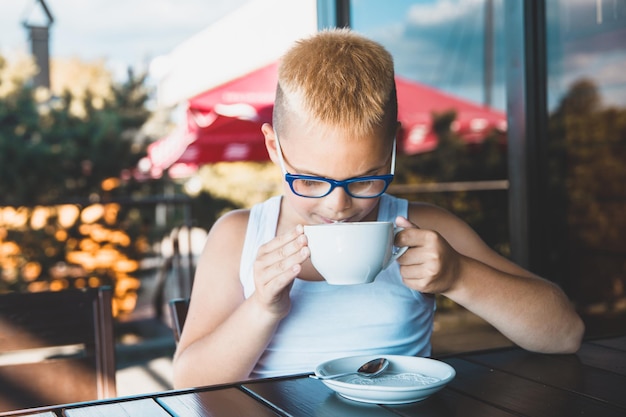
348;0;510;256
544;0;626;324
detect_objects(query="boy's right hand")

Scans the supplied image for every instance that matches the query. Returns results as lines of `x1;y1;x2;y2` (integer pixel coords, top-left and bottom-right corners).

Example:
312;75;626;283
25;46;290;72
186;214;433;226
251;224;310;319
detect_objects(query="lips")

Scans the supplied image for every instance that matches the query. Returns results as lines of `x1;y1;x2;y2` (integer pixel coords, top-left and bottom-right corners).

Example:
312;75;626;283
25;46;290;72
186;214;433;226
319;215;353;224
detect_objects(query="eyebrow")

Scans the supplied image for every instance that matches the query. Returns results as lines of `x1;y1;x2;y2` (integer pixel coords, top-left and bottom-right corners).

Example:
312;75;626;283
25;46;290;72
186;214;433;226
276;133;395;179
287;159;388;179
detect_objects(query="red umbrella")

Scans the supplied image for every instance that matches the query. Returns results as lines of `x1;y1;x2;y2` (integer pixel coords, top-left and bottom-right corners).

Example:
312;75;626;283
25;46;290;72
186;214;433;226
396;76;507;154
175;61;278;165
145;63;277;176
146;62;506;173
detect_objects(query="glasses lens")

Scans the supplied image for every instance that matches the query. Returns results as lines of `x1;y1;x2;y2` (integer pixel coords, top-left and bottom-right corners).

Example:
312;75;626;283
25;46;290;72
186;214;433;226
292;178;332;197
347;179;388;197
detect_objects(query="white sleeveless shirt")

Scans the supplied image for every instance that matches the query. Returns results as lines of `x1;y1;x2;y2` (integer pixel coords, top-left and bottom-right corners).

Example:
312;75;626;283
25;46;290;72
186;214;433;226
240;194;436;378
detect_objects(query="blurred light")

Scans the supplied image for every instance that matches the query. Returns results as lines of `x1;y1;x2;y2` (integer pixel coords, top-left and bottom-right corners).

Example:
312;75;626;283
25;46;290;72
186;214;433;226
160;235;174;258
57;205;80;228
469;118;489;132
94;248;118;267
137;157;152;173
187;227;208;256
0;241;20;257
109;230;131;246
184;175;203;196
177;227;190;256
55;229;68;241
49;279;69;291
113;259;139;273
27;281;49;292
30;206;51;229
1;207;29;228
101;177;120;191
103;204;120;225
79;238;99;252
81;204;104;224
408;125;428;145
21;262;41;282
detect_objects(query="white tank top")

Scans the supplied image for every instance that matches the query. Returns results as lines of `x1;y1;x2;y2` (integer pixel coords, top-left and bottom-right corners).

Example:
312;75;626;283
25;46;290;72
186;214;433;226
240;194;435;378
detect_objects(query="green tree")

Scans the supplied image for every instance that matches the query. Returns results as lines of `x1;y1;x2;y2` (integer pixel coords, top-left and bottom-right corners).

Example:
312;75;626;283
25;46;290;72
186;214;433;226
547;79;626;307
0;58;169;317
0;69;152;205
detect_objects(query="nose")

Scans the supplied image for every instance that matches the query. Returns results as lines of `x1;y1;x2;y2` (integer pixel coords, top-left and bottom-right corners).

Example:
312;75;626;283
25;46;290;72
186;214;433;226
323;185;352;214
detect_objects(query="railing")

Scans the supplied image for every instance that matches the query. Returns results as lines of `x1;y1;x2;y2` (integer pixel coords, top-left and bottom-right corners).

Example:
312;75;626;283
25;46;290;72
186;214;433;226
388;179;509;194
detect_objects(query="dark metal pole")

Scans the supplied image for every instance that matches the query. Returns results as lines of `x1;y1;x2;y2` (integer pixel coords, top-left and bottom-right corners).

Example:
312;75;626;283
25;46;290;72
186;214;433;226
504;0;548;272
484;0;494;107
22;0;55;89
26;25;51;89
335;0;351;28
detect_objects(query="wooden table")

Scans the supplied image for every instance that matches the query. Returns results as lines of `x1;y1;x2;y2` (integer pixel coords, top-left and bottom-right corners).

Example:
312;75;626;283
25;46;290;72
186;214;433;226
3;335;625;417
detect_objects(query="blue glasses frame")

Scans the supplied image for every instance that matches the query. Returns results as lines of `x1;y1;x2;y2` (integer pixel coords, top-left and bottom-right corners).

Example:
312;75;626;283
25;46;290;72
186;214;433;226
275;133;396;199
284;173;394;198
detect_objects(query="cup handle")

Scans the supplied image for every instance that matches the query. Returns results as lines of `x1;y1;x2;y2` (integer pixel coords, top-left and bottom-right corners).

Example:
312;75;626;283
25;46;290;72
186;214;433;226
386;227;408;268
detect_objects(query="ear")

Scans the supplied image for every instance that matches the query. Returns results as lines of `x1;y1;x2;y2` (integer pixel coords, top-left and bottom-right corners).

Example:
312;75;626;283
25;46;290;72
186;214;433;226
262;123;279;164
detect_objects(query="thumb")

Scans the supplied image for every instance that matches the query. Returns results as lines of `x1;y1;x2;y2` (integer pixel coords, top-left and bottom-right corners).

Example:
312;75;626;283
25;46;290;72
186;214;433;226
395;216;419;229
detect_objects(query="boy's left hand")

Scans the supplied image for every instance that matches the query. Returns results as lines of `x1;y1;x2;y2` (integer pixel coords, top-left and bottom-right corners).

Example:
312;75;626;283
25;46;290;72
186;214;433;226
394;216;461;294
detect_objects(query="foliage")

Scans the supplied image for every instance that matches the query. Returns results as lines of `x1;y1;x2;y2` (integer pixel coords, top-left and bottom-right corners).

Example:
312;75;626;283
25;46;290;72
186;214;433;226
194;161;282;210
0;71;151;205
0;58;168;317
546;79;626;307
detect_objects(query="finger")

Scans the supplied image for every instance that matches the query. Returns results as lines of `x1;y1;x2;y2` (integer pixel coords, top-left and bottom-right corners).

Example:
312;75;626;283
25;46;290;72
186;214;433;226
258;233;309;273
255;228;310;290
258;224;305;256
256;225;306;269
396;227;441;250
257;247;307;304
271;243;309;278
395;216;419;229
263;264;300;296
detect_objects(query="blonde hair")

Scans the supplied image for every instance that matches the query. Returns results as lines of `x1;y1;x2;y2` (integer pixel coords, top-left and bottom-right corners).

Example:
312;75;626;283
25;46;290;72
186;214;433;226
274;28;397;139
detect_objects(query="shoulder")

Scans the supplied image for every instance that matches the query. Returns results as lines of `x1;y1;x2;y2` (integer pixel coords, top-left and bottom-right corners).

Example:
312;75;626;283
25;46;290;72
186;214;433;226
210;208;250;236
197;209;250;271
407;201;463;230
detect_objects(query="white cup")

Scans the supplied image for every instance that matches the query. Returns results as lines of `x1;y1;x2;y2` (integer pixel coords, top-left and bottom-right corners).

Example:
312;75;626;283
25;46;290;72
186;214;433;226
303;221;407;285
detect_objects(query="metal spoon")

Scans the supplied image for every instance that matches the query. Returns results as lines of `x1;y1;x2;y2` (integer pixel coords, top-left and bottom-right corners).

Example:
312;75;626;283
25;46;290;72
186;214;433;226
311;357;390;380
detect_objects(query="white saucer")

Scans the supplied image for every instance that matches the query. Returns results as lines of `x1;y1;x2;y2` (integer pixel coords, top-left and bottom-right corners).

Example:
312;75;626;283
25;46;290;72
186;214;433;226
314;355;455;404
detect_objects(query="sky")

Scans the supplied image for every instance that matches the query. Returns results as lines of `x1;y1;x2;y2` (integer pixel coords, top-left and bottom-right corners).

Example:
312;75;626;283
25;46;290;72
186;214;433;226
1;0;623;111
0;0;504;108
352;0;507;109
0;0;249;80
0;1;495;91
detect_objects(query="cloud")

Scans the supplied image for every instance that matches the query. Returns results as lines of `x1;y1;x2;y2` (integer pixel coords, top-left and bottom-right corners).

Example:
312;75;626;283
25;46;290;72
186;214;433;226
368;0;505;108
406;0;484;26
1;0;249;78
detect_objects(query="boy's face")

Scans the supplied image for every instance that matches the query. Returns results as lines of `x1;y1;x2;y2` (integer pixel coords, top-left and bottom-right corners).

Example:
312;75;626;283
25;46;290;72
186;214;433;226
264;120;395;225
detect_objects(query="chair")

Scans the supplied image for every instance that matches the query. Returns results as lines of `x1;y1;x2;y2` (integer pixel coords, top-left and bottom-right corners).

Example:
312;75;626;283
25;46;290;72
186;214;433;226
168;298;189;343
0;287;116;412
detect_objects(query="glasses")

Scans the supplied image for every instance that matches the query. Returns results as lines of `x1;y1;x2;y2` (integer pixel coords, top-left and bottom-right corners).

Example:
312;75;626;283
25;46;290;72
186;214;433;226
275;133;395;199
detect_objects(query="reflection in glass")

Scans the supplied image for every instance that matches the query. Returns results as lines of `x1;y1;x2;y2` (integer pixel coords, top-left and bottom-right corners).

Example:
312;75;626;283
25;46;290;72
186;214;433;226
350;0;510;254
546;0;626;323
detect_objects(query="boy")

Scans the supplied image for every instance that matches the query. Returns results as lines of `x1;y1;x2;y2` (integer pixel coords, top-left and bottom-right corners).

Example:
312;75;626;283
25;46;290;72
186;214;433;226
173;29;584;388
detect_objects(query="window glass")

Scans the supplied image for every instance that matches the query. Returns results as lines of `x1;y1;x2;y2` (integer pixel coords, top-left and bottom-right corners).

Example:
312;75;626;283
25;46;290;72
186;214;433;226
350;0;510;255
545;0;626;320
